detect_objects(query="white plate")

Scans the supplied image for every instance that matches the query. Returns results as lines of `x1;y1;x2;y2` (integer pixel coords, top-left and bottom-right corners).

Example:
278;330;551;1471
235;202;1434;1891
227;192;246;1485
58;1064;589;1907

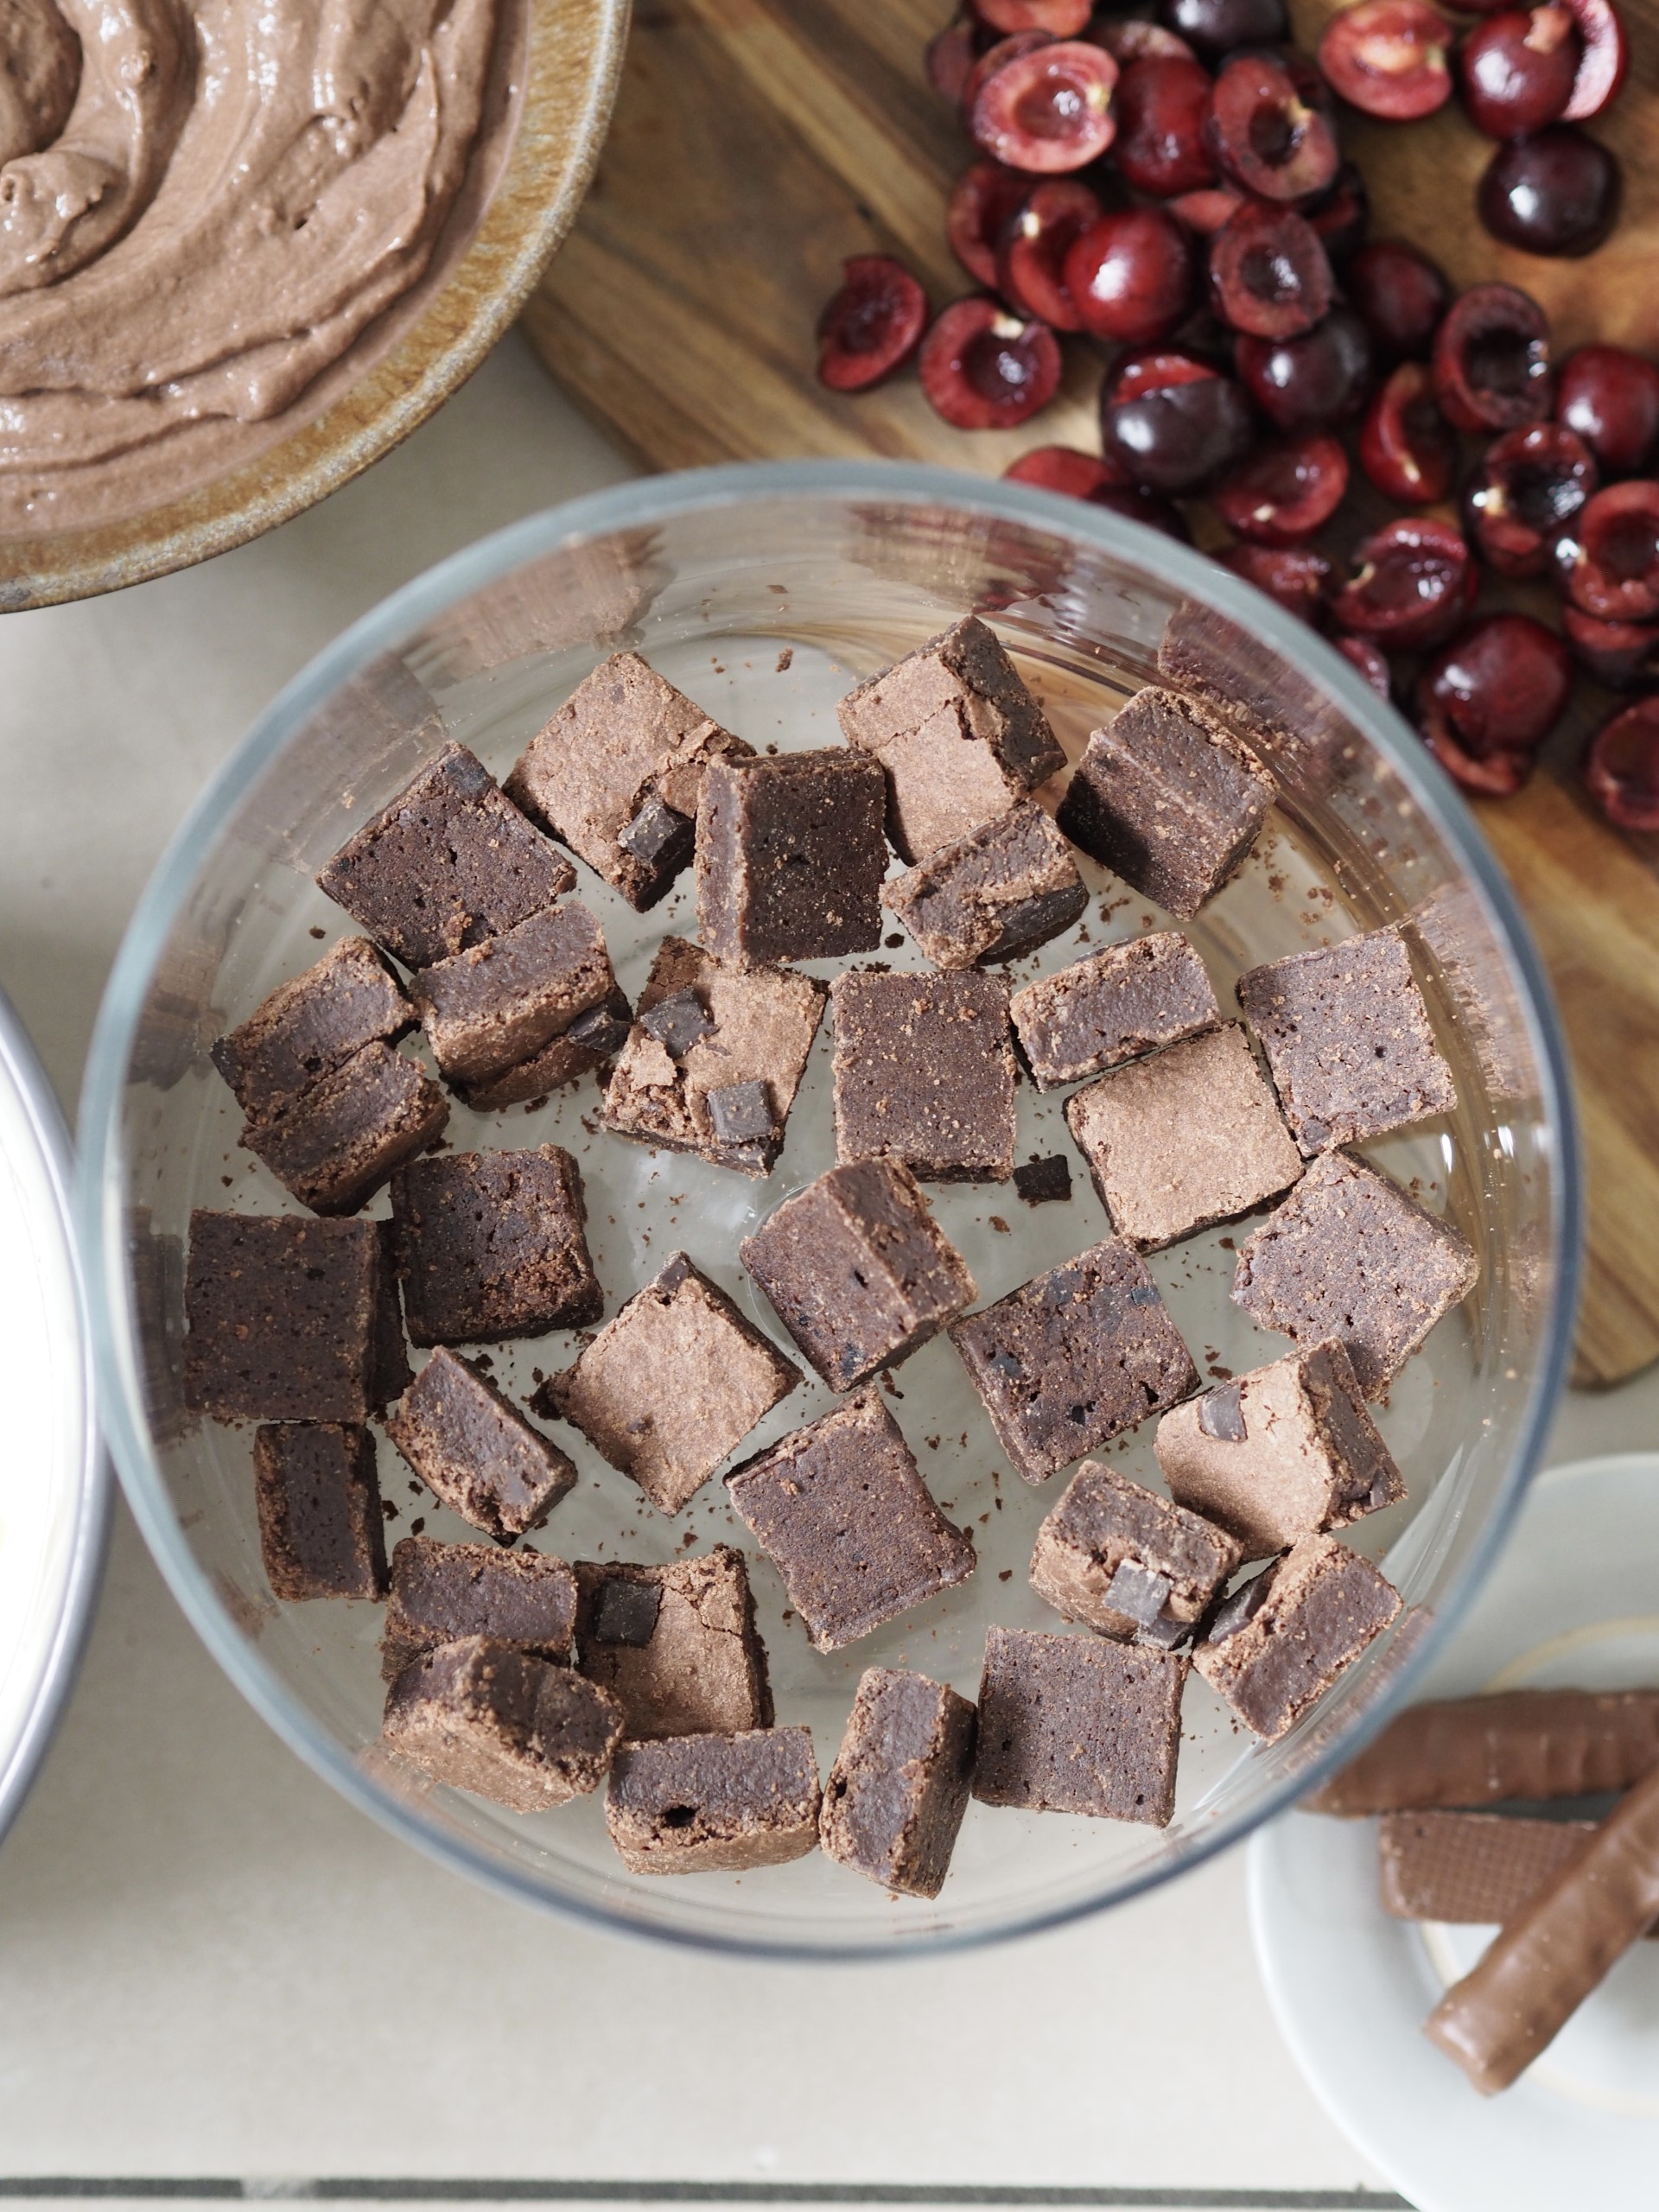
1249;1452;1659;2212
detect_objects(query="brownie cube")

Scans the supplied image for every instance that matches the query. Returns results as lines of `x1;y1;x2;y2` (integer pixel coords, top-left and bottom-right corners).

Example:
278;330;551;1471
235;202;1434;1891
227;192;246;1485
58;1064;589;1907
838;616;1065;862
383;1637;624;1812
505;652;754;909
606;1726;822;1873
1010;931;1221;1091
880;802;1086;970
950;1238;1199;1485
381;1535;578;1680
212;936;412;1116
316;743;575;969
1030;1460;1240;1644
1192;1534;1402;1740
384;1347;577;1538
412;902;618;1090
726;1389;976;1653
1231;1149;1479;1396
241;1042;448;1216
820;1669;978;1899
973;1626;1185;1825
831;970;1016;1183
1236;925;1458;1155
1154;1338;1402;1560
740;1156;976;1392
601;937;826;1177
461;992;633;1113
1056;687;1274;918
184;1211;410;1421
696;750;888;969
253;1422;387;1601
573;1547;773;1740
1064;1023;1303;1250
391;1147;601;1345
541;1253;799;1515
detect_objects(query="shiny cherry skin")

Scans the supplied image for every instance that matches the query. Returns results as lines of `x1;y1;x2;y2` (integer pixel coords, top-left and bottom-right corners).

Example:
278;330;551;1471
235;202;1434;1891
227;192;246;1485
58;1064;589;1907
1113;55;1217;197
1463;421;1598;576
1556;344;1659;476
1586;698;1659;832
1331;517;1478;651
1236;304;1376;430
1217;542;1334;621
1359;363;1458;503
817;257;930;391
1099;355;1255;493
1205;50;1341;202
1478;125;1621;257
1419;613;1573;756
947;160;1033;287
1555;479;1659;620
1065;206;1195;344
1213;433;1350;543
1432;283;1553;432
918;298;1064;428
1559;0;1629;118
1157;0;1288;59
1338;634;1394;696
1208;201;1333;339
1563;605;1659;688
970;39;1120;172
1089;19;1199;64
1346;239;1450;362
1457;7;1580;137
999;178;1103;327
1318;0;1454;120
1002;447;1192;535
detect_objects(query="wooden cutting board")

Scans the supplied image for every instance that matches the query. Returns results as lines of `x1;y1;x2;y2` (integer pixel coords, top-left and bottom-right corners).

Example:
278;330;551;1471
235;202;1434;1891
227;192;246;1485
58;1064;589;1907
522;0;1659;1385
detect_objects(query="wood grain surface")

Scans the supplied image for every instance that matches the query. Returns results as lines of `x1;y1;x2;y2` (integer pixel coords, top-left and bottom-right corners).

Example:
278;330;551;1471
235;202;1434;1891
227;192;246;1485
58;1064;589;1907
523;0;1659;1383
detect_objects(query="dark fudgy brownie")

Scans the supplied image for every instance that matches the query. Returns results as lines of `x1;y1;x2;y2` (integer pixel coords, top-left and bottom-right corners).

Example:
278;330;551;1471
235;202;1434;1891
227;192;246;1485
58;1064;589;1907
460;993;633;1113
383;1636;624;1812
880;802;1087;970
974;1625;1185;1824
391;1147;601;1344
830;969;1017;1182
727;1388;976;1652
384;1347;577;1538
212;936;412;1116
573;1547;773;1741
1029;1459;1240;1644
1010;931;1221;1091
606;1726;823;1873
253;1422;387;1601
820;1668;978;1899
240;1041;448;1215
381;1535;578;1680
1192;1534;1402;1740
412;902;618;1090
695;750;888;969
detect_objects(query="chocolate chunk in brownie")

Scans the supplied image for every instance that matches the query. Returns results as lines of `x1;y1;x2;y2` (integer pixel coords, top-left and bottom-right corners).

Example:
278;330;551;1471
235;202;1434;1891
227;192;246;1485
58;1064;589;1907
212;936;412;1116
837;617;1065;862
1010;931;1221;1091
950;1237;1198;1484
1155;1338;1402;1560
391;1147;601;1344
695;750;888;968
831;970;1016;1183
411;902;618;1090
1231;1149;1480;1396
573;1547;773;1740
606;1726;823;1873
1030;1459;1240;1645
880;802;1086;969
1192;1534;1402;1740
384;1347;577;1538
1056;687;1274;918
381;1535;578;1680
973;1625;1185;1824
240;1041;448;1216
456;988;635;1113
1014;1154;1071;1205
316;743;574;969
1236;925;1458;1155
1064;1023;1303;1250
505;652;754;909
253;1422;387;1601
727;1388;976;1652
740;1156;976;1392
383;1636;624;1812
184;1211;410;1421
602;938;826;1177
540;1253;799;1515
820;1668;977;1899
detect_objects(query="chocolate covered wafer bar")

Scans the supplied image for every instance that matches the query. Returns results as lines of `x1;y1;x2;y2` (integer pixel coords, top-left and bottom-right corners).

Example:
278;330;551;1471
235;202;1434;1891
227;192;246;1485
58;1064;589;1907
1381;1810;1598;1926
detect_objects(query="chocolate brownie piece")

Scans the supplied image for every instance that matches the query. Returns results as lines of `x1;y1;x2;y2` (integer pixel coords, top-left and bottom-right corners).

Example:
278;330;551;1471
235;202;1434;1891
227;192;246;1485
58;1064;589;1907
253;1422;387;1601
1154;1338;1402;1560
240;1041;448;1216
950;1237;1199;1484
540;1253;799;1515
1379;1810;1603;1928
601;938;825;1177
459;990;634;1113
384;1347;577;1538
1030;1460;1240;1645
316;743;574;969
505;652;754;909
726;1389;976;1652
831;970;1016;1183
1064;1023;1303;1250
1231;1149;1479;1396
1236;925;1458;1155
412;902;618;1090
606;1726;823;1873
973;1625;1185;1825
740;1157;976;1392
391;1147;601;1344
1014;1154;1071;1205
1010;931;1221;1091
212;936;412;1116
820;1668;978;1899
696;750;888;969
184;1211;410;1421
880;802;1086;970
838;616;1065;862
573;1547;773;1740
1056;687;1274;918
381;1535;578;1680
383;1637;624;1812
1192;1534;1402;1740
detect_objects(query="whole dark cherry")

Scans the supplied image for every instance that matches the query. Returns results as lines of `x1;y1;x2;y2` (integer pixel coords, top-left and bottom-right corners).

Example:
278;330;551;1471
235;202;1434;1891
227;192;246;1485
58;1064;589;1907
1205;50;1341;203
974;0;1093;34
999;179;1103;327
947;160;1033;287
1555;479;1659;620
1208;201;1333;339
1478;125;1621;257
817;257;930;391
918;298;1064;428
1113;55;1217;198
1338;633;1394;696
1464;421;1598;575
1217;542;1334;621
1556;344;1659;475
970;38;1120;171
1433;283;1553;431
1359;363;1458;503
1099;353;1255;493
1564;605;1659;688
1157;0;1289;60
1303;162;1371;265
1457;7;1580;138
1108;347;1218;403
1213;433;1351;543
1002;447;1192;535
1417;613;1573;761
1317;0;1454;120
1585;698;1659;833
1559;0;1629;118
1236;304;1376;429
1346;239;1450;362
1331;517;1478;651
1065;206;1195;345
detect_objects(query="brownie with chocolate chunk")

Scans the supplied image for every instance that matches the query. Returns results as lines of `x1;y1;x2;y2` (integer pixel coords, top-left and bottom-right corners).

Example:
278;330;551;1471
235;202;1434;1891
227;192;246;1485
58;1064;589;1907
241;1041;448;1216
831;970;1016;1183
573;1548;773;1741
1192;1534;1402;1740
740;1156;976;1392
383;1637;624;1812
950;1238;1198;1485
505;652;754;909
459;991;633;1113
696;750;888;969
1011;931;1220;1091
391;1147;601;1344
253;1422;387;1601
381;1535;578;1681
820;1669;977;1899
838;617;1065;863
384;1347;576;1538
1057;687;1274;918
412;902;618;1090
973;1625;1185;1825
317;743;574;969
726;1389;976;1653
212;936;412;1116
1030;1460;1240;1645
880;802;1086;969
606;1726;823;1874
1014;1155;1071;1205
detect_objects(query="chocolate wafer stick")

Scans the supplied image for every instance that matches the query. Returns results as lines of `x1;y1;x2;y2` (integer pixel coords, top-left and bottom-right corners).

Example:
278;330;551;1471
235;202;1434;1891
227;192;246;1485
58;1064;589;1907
1305;1688;1659;1815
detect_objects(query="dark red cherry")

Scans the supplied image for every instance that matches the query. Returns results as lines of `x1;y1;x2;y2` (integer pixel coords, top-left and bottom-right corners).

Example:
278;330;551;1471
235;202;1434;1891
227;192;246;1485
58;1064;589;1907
918;298;1064;428
948;160;1035;287
1563;605;1659;688
1359;363;1457;504
1107;347;1218;404
1338;634;1393;696
1432;283;1553;432
1206;50;1341;202
1557;345;1659;476
1236;304;1375;430
1158;0;1289;61
1463;421;1597;576
1065;206;1195;344
1586;697;1659;832
1346;239;1450;362
1100;356;1255;493
1089;18;1198;64
963;29;1057;115
1559;0;1628;118
971;38;1120;171
1208;200;1332;339
1556;479;1659;620
1213;433;1350;543
1113;55;1217;197
1478;126;1620;257
817;257;930;391
1418;613;1572;757
1217;541;1334;620
1302;161;1371;266
928;19;982;104
1002;446;1192;535
1319;0;1454;119
1169;187;1246;236
973;0;1093;34
999;179;1103;327
1457;7;1580;137
1331;517;1478;651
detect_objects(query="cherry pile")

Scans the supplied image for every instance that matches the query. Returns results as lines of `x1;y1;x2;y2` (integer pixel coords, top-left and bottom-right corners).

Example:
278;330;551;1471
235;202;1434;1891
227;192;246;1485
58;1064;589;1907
812;0;1659;835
